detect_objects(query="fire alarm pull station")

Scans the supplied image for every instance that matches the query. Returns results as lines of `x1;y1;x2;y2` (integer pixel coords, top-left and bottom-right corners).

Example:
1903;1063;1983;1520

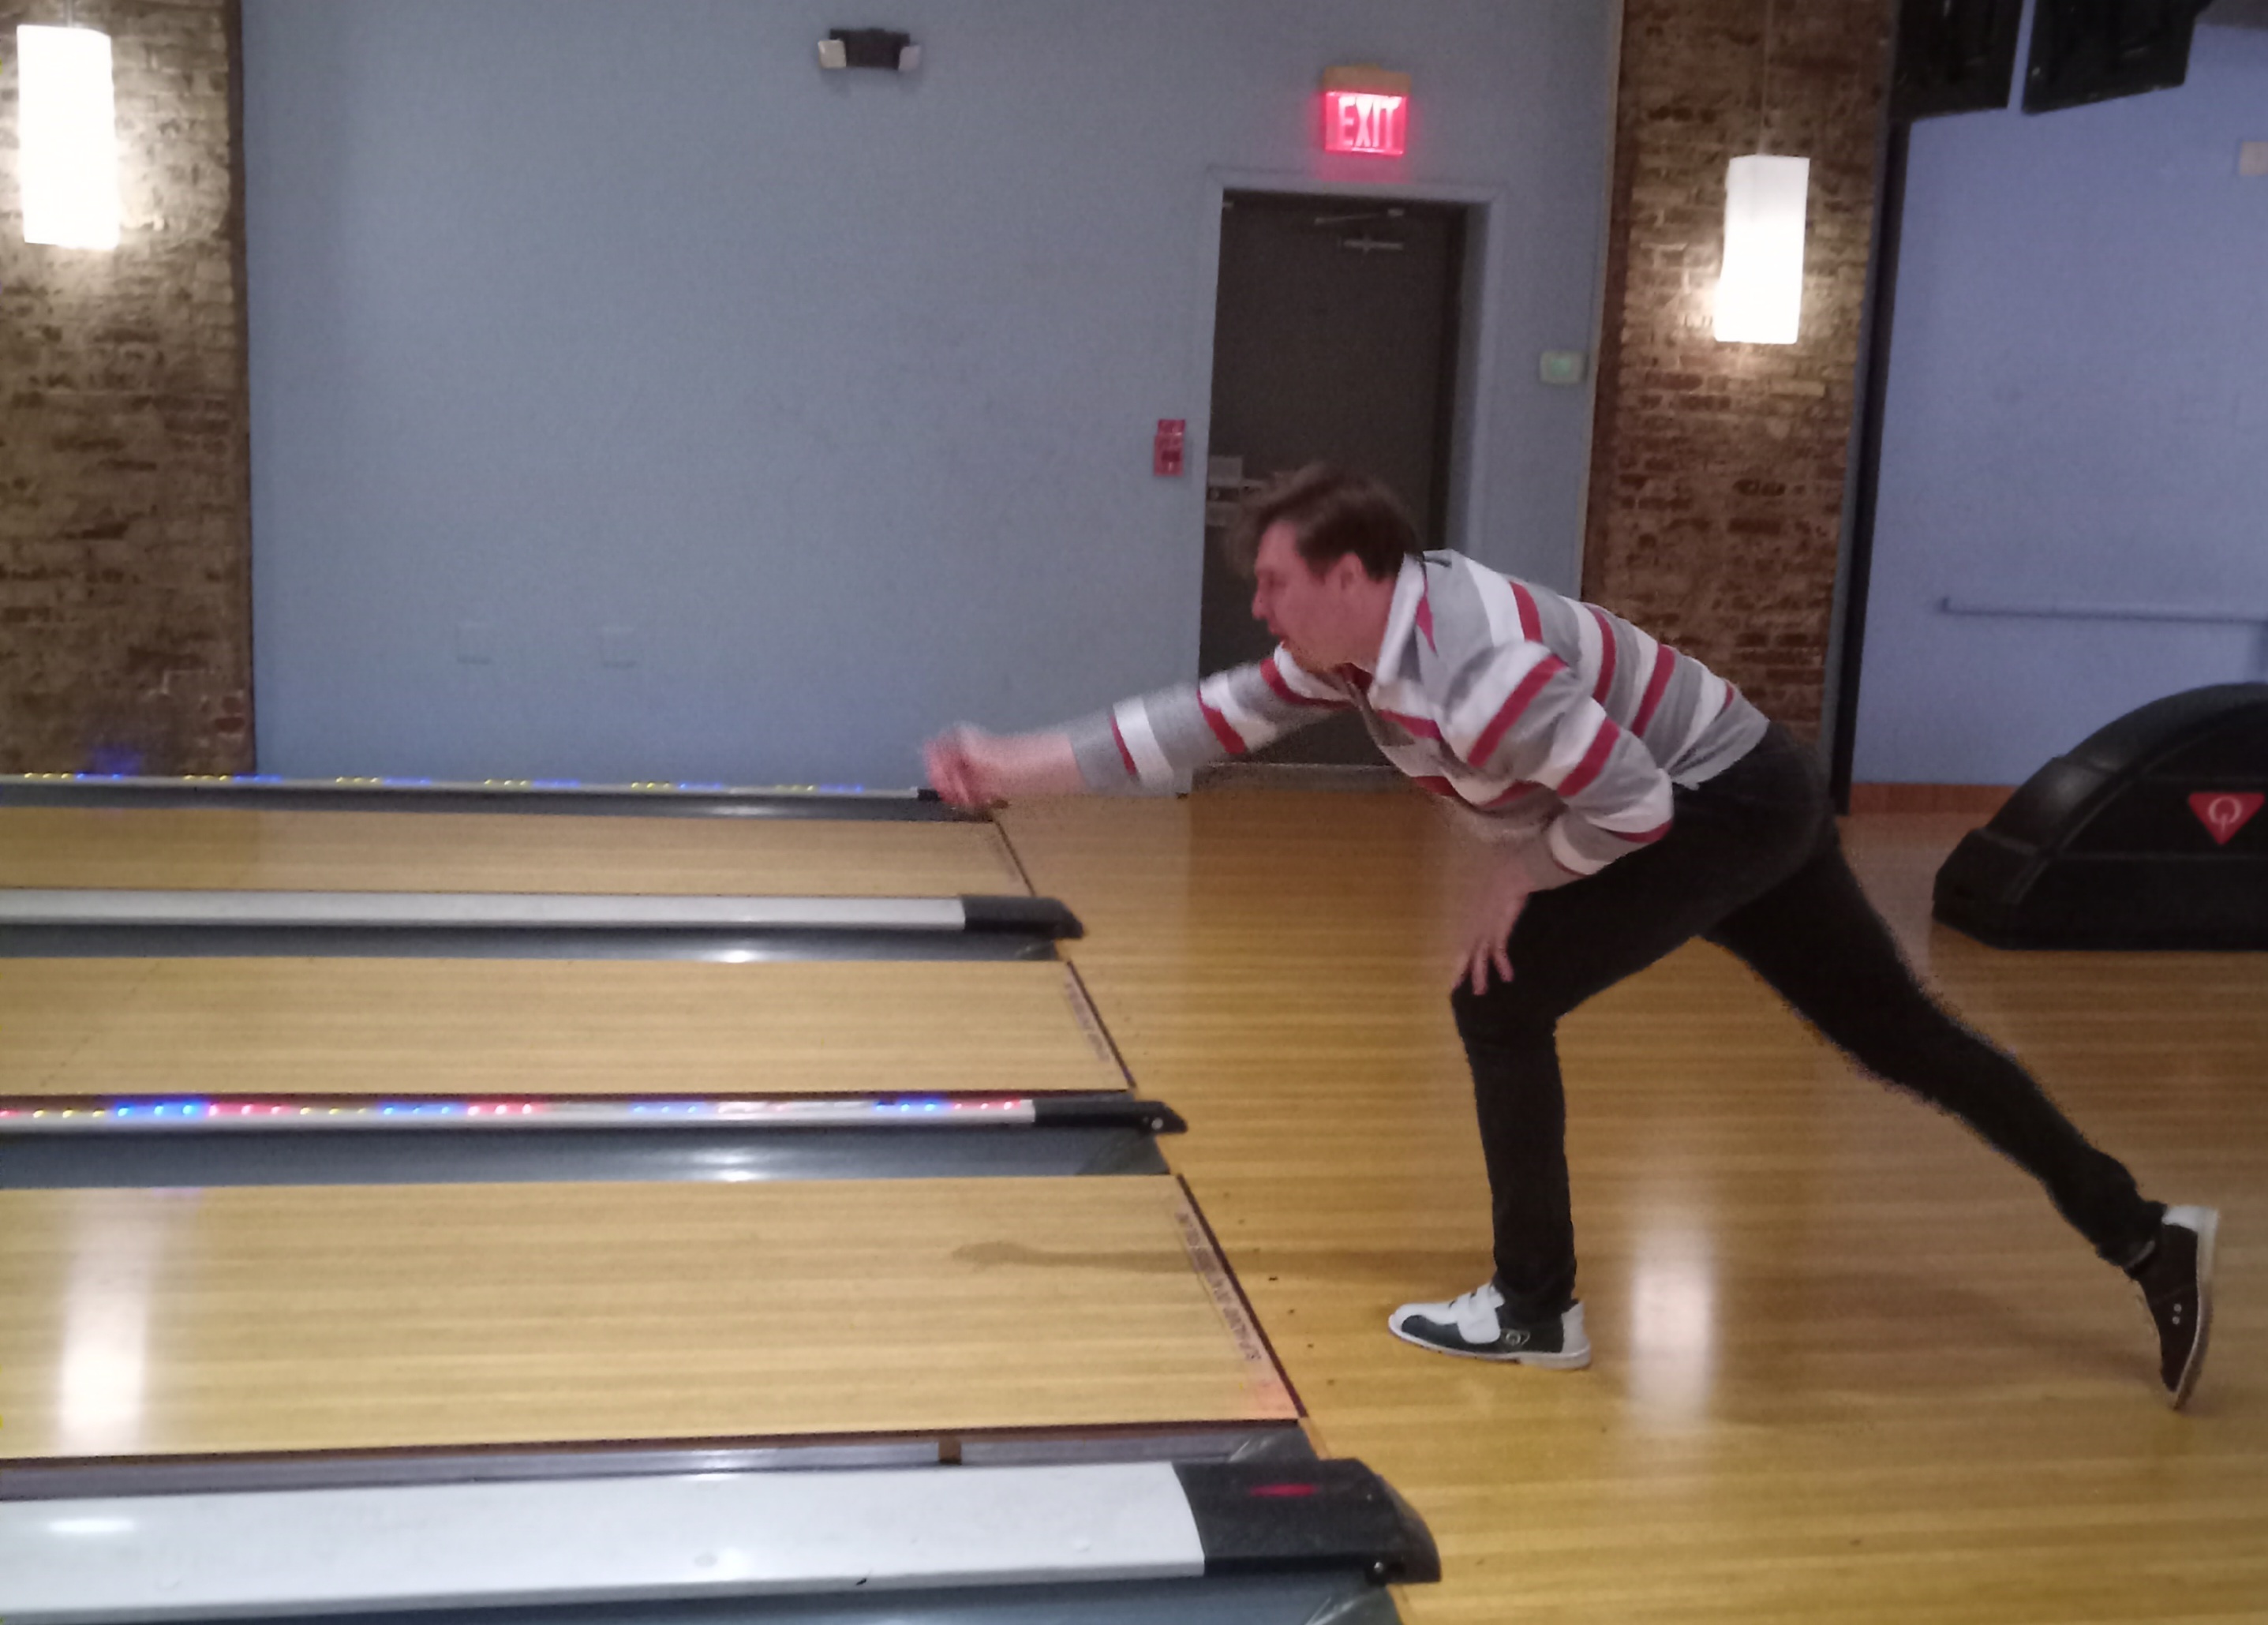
1155;420;1186;477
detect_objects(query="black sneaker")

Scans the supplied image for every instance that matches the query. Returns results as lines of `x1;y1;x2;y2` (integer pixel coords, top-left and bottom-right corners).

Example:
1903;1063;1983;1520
2129;1205;2217;1410
1387;1282;1590;1368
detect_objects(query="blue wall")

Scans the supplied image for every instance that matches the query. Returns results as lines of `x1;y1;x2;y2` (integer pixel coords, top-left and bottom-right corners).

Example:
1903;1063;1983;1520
244;0;1614;784
1855;18;2268;784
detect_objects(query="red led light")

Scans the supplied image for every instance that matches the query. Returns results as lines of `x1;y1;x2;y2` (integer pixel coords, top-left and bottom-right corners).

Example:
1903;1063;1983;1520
1249;1481;1321;1498
1322;92;1405;158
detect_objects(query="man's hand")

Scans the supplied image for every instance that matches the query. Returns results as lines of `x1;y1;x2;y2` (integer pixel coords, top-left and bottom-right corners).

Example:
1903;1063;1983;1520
924;726;998;809
1456;858;1533;996
923;726;1084;809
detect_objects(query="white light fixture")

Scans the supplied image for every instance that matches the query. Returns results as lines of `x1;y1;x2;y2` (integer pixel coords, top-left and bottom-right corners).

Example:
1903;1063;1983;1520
17;23;122;250
1713;153;1808;345
1714;0;1806;346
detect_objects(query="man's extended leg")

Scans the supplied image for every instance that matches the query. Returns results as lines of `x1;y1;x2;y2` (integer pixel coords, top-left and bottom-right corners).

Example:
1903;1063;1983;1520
1708;829;2159;1259
1705;824;2216;1406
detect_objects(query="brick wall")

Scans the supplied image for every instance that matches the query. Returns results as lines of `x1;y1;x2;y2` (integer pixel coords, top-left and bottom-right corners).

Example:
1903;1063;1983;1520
1583;0;1895;739
0;0;250;775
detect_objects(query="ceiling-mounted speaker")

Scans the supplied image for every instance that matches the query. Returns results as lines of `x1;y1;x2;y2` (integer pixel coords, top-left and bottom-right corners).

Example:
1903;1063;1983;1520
2023;0;2214;113
1891;0;2026;119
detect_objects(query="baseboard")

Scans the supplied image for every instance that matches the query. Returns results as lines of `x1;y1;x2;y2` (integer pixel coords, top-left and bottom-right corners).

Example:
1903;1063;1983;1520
1846;782;2014;816
1192;769;2015;812
1193;763;1409;794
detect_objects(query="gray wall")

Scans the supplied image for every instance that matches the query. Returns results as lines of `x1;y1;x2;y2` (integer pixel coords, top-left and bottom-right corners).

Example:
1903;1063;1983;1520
1855;17;2268;785
245;0;1615;785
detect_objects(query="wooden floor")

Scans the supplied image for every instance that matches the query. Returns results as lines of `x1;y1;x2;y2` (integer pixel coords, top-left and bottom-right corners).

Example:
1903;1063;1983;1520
1000;790;2268;1625
0;1175;1294;1460
0;807;1024;897
1;788;2256;1619
0;958;1121;1098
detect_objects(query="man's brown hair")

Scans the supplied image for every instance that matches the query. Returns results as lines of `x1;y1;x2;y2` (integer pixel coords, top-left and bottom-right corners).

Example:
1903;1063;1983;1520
1222;464;1422;582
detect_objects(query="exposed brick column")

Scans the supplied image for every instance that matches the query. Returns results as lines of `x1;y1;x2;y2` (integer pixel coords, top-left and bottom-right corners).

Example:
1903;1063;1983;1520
1583;0;1894;740
0;0;251;774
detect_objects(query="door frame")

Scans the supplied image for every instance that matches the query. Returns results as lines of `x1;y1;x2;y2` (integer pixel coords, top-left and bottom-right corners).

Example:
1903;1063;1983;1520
1188;167;1506;565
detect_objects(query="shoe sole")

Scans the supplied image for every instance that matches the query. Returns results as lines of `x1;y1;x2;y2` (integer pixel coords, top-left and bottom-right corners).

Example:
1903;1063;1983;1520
2165;1205;2217;1411
1386;1318;1592;1369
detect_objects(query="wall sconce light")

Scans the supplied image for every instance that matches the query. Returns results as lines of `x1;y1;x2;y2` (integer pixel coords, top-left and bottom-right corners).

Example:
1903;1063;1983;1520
1713;153;1808;344
17;22;121;250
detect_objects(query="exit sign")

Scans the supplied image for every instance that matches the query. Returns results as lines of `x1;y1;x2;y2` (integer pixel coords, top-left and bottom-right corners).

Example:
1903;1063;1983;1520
1321;66;1411;158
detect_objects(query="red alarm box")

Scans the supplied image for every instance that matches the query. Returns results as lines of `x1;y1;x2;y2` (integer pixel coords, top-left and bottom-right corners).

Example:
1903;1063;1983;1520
1154;419;1186;477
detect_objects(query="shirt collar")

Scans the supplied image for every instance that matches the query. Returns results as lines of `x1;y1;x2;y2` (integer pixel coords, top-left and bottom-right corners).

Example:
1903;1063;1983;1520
1370;555;1430;678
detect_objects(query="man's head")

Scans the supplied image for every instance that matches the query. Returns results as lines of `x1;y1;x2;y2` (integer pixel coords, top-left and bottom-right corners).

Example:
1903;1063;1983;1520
1225;465;1418;672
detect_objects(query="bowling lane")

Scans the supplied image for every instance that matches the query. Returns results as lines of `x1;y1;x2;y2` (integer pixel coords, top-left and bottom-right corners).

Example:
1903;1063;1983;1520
0;1177;1298;1462
0;806;1024;897
0;958;1121;1099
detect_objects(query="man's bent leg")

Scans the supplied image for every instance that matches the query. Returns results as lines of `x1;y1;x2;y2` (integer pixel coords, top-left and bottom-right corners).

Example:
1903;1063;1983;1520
1455;1009;1577;1319
1446;726;1830;1322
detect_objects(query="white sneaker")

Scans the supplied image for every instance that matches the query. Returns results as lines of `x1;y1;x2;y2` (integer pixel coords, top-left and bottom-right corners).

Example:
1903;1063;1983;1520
1387;1282;1591;1368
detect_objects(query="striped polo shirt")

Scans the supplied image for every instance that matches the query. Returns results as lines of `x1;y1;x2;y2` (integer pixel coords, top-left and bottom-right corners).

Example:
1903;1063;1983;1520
1065;550;1769;889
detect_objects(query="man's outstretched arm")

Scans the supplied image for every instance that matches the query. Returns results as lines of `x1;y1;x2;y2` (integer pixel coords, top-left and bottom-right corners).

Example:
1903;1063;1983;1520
924;726;1086;807
926;649;1353;808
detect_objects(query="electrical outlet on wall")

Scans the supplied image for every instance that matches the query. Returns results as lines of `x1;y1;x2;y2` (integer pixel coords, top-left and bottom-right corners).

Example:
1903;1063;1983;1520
2240;141;2268;178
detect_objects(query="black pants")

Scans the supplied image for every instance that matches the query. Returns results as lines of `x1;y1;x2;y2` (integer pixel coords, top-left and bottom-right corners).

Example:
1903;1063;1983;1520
1450;724;2162;1321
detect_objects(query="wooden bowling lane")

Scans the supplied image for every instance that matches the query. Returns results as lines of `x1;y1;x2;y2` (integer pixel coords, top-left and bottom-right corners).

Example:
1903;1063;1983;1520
0;1177;1297;1462
0;958;1122;1099
0;807;1024;897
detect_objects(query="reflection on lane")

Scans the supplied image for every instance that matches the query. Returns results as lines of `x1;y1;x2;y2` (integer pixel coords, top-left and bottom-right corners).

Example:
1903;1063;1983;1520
58;1191;185;1457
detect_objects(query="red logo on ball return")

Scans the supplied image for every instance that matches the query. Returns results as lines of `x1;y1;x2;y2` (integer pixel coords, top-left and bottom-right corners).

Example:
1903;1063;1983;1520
2188;791;2262;846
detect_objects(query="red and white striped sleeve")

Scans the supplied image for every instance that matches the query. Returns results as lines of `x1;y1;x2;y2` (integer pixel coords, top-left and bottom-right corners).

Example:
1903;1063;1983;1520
1063;648;1353;791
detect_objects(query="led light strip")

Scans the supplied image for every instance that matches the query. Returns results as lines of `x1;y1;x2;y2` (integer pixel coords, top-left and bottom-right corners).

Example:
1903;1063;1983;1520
0;890;968;931
2;772;907;797
0;1097;1041;1133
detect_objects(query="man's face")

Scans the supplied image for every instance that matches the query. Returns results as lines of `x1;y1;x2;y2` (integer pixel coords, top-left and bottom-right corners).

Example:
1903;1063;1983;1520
1251;522;1372;671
